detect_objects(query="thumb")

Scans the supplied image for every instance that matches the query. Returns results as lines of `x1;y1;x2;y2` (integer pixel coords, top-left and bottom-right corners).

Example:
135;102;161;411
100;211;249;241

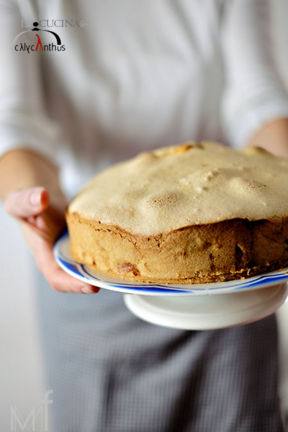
4;187;49;218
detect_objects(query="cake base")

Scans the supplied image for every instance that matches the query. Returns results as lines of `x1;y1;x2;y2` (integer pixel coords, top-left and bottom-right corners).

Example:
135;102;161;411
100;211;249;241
66;213;288;284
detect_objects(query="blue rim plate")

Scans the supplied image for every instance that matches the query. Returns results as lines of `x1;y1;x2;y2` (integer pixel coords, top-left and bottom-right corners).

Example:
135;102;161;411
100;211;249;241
53;231;288;296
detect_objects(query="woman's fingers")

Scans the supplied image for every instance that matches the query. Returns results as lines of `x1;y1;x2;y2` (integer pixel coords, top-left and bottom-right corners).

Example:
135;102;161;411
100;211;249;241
4;187;49;218
5;186;99;294
27;223;99;294
46;266;99;294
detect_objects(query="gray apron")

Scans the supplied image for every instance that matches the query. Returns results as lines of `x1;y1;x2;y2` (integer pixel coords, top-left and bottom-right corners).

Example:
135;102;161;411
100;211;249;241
35;268;284;432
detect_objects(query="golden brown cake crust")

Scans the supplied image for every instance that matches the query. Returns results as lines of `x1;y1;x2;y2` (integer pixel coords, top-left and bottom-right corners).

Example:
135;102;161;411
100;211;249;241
66;212;288;284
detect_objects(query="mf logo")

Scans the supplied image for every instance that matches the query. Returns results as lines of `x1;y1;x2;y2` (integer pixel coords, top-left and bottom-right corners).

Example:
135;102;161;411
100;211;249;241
10;390;53;432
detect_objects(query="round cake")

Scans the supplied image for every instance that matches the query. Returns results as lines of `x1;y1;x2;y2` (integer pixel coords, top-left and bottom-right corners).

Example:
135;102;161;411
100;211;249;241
66;142;288;283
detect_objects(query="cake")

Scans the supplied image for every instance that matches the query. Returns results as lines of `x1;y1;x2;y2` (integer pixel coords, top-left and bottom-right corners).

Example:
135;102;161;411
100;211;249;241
66;142;288;283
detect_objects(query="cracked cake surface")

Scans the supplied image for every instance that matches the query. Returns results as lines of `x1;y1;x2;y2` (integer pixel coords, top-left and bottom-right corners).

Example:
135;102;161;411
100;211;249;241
66;142;288;283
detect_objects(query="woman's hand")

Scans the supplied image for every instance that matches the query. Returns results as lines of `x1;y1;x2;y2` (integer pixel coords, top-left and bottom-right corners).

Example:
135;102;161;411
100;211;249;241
4;186;99;294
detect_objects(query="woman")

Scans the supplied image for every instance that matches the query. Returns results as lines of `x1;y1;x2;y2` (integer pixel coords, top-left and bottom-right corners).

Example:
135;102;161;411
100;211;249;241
1;1;288;430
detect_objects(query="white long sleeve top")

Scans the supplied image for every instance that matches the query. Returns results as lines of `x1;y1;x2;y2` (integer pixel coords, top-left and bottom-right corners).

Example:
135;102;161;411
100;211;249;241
1;0;288;197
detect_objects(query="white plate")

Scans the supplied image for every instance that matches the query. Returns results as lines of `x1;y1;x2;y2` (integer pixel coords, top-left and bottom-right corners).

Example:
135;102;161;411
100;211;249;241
124;284;288;330
54;231;288;296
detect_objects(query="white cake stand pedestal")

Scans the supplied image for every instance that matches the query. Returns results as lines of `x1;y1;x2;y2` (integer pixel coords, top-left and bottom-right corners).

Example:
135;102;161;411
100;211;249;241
124;283;288;330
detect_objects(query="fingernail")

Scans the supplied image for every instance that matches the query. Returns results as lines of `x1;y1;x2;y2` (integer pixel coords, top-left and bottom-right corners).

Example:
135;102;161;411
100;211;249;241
81;286;94;294
30;190;42;206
